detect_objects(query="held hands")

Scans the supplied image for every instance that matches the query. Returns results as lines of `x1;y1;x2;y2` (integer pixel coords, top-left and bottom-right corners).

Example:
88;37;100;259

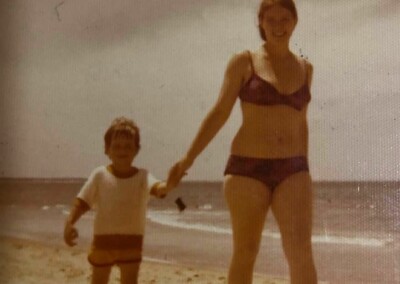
64;221;79;247
167;156;193;188
152;182;171;198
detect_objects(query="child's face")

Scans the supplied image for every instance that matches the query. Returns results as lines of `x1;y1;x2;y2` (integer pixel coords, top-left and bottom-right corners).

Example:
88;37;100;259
106;134;138;169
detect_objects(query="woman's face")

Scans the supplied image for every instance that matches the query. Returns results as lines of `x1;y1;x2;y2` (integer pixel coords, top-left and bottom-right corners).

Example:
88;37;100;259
260;5;297;44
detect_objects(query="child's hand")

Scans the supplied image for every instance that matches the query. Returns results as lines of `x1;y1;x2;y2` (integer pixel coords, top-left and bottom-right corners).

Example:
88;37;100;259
151;182;172;198
64;221;79;247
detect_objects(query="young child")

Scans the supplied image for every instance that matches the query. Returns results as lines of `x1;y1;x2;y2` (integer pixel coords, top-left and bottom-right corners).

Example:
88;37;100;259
63;116;170;284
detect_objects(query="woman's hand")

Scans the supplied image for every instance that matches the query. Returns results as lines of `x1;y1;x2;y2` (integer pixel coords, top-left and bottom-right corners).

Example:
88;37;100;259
167;156;193;188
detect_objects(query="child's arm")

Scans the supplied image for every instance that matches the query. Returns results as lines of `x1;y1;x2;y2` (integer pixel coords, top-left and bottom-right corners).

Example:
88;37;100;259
150;181;171;198
63;198;90;247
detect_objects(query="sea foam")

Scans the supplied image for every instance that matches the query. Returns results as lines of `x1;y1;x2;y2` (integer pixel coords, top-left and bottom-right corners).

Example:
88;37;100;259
147;210;393;247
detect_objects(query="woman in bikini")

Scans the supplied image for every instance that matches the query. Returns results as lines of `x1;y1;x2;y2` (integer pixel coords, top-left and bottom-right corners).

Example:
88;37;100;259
167;0;317;283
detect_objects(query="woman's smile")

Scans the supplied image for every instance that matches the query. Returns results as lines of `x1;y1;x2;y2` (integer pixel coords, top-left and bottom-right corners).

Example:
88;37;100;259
272;31;287;37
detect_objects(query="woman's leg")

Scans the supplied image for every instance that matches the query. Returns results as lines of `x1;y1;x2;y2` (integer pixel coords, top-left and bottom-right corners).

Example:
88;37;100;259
271;172;317;284
224;175;272;284
119;262;140;284
91;265;112;284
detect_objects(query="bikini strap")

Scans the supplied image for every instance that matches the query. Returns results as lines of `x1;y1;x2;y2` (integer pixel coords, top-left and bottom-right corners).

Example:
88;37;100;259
247;50;255;74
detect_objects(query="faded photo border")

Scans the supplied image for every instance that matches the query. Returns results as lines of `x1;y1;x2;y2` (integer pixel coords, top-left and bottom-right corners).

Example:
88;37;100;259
0;1;399;283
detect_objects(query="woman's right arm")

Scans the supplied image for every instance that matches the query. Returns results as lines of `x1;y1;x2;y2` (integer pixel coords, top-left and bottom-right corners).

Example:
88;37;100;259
168;51;250;186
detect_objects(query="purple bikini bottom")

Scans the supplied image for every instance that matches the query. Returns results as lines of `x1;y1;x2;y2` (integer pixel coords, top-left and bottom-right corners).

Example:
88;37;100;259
224;155;309;191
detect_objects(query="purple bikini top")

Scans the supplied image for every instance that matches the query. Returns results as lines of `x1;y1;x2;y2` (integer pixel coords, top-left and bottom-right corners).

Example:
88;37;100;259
239;51;311;111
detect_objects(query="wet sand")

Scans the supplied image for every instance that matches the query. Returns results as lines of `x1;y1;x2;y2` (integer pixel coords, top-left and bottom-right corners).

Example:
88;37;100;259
0;236;287;284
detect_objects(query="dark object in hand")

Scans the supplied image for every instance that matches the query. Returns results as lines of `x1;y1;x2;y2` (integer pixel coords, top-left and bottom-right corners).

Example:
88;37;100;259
175;197;186;212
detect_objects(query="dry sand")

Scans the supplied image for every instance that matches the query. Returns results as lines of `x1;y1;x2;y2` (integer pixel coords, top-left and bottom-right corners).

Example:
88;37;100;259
0;236;288;284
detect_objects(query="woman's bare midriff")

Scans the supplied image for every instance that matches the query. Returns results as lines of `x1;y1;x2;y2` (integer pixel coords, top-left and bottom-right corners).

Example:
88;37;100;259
230;102;308;158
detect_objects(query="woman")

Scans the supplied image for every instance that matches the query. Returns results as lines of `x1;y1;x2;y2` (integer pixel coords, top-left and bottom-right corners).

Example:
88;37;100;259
168;0;317;283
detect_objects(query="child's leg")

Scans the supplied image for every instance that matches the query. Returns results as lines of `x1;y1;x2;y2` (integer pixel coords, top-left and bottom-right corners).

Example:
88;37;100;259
91;265;112;284
118;262;140;284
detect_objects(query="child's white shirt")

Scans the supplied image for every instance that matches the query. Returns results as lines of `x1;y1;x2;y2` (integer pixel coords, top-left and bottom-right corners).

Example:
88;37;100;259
77;166;159;236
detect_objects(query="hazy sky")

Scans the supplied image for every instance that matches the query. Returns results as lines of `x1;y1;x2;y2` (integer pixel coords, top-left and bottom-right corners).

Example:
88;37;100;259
1;0;400;181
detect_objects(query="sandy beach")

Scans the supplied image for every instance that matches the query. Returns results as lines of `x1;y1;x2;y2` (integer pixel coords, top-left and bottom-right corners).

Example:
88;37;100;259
0;236;287;284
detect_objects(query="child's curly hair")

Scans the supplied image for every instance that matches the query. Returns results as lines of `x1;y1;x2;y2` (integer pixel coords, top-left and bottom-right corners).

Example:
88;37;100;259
104;117;140;153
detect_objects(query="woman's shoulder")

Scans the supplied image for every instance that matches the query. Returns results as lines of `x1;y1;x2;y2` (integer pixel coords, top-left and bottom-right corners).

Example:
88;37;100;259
225;50;253;76
294;54;313;69
293;54;314;87
232;48;261;65
291;53;313;79
302;57;314;80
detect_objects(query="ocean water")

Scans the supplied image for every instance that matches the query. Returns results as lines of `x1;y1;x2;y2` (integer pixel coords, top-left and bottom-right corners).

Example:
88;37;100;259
151;181;400;247
1;179;399;242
